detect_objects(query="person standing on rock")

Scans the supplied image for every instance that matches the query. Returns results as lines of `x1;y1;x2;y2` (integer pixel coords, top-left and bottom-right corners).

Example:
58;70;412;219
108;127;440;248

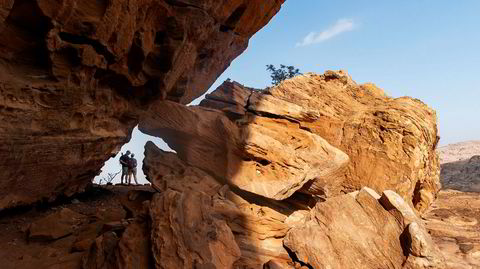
128;153;139;185
119;150;131;185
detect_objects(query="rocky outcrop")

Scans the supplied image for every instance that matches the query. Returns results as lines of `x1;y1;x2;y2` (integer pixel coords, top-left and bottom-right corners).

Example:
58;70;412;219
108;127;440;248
144;143;444;268
440;155;480;192
198;72;440;211
140;142;445;268
0;143;445;269
437;141;480;192
139;102;349;200
284;189;406;269
0;1;447;267
0;0;285;209
284;188;445;269
143;141;294;268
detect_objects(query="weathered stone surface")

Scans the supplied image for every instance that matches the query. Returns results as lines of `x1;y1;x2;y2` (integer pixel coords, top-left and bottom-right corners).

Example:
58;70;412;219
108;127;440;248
284;210;310;228
284;189;406;269
263;259;295;269
143;142;240;268
143;141;223;195
202;71;440;211
82;231;120;269
114;221;153;269
347;186;381;199
424;190;480;269
0;0;284;209
404;222;445;268
149;190;241;269
380;190;421;227
143;141;296;268
29;208;86;241
378;191;446;268
139;101;349;200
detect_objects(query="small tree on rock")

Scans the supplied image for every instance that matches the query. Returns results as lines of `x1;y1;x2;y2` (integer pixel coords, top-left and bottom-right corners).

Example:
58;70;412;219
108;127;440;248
266;64;301;86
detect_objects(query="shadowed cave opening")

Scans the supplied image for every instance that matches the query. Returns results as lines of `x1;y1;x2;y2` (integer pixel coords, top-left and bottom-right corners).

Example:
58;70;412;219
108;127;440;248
94;126;175;185
95;90;211;185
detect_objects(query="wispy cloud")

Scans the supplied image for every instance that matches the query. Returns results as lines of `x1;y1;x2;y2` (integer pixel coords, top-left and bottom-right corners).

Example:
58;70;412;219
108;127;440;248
296;18;356;47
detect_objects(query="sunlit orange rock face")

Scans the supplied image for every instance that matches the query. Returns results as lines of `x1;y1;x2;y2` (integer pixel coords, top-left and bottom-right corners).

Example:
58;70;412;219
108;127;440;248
259;71;440;212
0;0;285;209
145;71;440;212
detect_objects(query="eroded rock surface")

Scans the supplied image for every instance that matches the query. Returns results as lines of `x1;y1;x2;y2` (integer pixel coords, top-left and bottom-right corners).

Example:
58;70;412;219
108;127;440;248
139;101;349;200
0;143;446;269
198;72;440;211
424;190;480;269
28;208;87;241
284;189;406;269
143;141;293;268
142;142;445;269
0;0;285;209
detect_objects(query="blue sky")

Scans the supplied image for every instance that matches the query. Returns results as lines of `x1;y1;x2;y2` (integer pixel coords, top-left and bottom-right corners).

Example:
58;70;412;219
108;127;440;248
97;1;480;184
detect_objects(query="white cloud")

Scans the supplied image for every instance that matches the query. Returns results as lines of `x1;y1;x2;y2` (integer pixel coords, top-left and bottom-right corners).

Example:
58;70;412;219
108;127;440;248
296;18;356;47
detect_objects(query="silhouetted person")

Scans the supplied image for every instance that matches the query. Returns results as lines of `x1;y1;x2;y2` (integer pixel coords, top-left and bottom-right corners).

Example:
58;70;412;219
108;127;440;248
119;150;130;184
128;153;138;185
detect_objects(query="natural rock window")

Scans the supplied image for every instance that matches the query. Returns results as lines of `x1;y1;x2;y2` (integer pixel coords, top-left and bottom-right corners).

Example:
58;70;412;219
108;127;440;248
94;126;174;185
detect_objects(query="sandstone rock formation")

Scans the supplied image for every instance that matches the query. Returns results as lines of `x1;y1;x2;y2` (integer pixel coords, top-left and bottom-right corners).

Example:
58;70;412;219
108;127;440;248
28;208;87;241
139;101;349;200
284;189;406;269
0;1;450;268
149;71;440;211
143;141;294;268
424;190;480;269
0;142;445;269
0;0;285;209
141;142;444;269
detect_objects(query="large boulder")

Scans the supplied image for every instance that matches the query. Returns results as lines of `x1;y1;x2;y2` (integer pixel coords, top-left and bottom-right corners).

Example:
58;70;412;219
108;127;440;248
283;189;406;269
201;72;440;211
0;0;285;209
283;189;445;269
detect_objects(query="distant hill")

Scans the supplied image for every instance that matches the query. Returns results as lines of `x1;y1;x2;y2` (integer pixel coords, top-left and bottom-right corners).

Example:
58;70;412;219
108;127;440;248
437;141;480;192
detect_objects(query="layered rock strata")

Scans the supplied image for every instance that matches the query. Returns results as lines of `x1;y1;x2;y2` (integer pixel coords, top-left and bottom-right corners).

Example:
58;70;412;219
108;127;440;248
196;72;440;211
139;101;349;200
137;142;444;268
0;141;444;269
0;0;285;209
